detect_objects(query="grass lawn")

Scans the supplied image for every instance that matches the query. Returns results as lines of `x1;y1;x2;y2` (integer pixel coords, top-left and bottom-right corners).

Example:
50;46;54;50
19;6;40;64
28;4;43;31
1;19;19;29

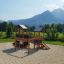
0;38;15;43
0;32;15;43
43;41;64;46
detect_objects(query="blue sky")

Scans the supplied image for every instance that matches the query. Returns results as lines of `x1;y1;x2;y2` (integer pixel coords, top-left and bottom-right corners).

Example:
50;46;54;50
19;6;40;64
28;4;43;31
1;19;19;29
0;0;64;20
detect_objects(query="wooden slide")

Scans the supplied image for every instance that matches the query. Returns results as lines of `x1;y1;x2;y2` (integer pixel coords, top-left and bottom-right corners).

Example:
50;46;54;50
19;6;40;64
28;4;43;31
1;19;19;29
33;42;50;50
40;43;50;50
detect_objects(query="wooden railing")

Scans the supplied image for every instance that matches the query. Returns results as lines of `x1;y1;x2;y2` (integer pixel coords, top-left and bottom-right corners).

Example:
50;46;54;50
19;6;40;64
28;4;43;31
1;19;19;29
16;36;43;43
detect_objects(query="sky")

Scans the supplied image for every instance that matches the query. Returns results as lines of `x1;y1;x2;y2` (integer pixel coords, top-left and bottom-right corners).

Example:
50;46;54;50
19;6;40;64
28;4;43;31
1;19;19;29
0;0;64;20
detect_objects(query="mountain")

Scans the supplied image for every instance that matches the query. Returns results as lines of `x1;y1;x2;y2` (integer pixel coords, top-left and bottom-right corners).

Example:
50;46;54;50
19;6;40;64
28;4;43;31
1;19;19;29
52;8;64;21
11;10;64;27
0;20;4;23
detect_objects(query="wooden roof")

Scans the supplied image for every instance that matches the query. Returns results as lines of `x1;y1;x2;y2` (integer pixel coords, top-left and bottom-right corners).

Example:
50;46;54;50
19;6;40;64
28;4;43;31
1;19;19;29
18;25;27;29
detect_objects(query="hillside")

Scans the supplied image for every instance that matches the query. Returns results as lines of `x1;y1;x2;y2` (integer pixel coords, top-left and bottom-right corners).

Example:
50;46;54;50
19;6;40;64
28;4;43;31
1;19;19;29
11;9;64;26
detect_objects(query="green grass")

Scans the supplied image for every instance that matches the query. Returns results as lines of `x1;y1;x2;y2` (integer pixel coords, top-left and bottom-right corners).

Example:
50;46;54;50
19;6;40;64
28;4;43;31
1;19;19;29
0;32;16;38
0;38;64;46
43;41;64;46
0;32;64;46
0;38;15;43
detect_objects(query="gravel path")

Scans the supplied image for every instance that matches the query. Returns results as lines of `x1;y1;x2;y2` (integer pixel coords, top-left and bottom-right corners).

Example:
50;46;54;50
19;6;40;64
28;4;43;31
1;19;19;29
0;43;64;64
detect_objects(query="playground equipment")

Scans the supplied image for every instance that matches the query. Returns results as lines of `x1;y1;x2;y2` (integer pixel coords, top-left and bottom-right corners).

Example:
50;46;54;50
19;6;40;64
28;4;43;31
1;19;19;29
13;25;50;53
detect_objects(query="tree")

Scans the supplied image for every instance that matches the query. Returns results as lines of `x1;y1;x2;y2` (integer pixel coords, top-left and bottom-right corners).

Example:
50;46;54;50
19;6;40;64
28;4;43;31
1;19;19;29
6;22;13;38
45;24;58;41
28;26;35;31
0;22;7;32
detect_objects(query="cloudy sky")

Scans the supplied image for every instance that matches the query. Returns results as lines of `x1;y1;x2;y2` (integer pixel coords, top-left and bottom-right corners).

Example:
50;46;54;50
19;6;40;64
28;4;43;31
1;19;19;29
0;0;64;20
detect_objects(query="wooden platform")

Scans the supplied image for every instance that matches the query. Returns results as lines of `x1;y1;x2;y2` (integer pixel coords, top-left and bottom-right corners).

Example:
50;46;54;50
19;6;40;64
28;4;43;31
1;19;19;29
16;36;43;42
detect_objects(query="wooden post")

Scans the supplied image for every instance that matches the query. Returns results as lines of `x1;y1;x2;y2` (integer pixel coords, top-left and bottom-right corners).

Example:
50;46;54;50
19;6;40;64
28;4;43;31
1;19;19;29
34;42;35;49
28;43;30;55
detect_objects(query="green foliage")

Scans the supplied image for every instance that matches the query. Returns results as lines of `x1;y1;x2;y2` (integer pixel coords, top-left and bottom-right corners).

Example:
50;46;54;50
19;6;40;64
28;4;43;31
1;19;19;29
6;27;12;37
6;22;13;38
0;32;3;38
44;24;58;41
28;26;35;31
0;22;7;32
0;21;64;42
58;32;64;41
43;41;64;46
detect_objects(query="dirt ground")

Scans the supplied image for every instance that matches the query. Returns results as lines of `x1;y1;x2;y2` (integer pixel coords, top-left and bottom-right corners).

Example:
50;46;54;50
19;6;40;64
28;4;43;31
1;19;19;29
0;43;64;64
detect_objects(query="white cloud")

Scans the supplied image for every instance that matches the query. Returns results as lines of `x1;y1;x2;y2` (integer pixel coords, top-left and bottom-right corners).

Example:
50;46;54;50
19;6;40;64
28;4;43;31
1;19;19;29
40;0;64;11
51;0;64;8
45;4;60;11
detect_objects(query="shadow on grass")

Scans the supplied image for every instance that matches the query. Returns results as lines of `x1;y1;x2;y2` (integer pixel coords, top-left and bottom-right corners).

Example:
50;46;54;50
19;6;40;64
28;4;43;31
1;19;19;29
3;48;39;58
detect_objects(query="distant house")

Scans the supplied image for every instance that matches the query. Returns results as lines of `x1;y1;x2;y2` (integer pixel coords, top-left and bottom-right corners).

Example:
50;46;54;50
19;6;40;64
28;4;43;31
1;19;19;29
34;27;42;32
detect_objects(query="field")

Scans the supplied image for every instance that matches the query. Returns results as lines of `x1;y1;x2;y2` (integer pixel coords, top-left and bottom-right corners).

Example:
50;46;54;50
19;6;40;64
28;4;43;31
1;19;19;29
0;38;15;43
0;32;64;46
43;41;64;46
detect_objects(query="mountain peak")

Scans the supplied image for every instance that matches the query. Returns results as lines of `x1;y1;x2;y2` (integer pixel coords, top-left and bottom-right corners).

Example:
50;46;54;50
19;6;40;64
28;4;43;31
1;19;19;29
40;10;52;16
11;9;64;26
42;10;51;14
52;8;64;20
53;8;64;12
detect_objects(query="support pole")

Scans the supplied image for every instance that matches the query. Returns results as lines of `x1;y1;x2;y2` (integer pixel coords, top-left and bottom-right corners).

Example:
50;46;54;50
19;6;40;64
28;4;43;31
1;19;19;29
34;42;35;49
28;43;30;55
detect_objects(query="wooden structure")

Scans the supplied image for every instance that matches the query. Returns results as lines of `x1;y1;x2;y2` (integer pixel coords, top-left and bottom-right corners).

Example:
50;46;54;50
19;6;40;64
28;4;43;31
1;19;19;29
13;25;50;54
